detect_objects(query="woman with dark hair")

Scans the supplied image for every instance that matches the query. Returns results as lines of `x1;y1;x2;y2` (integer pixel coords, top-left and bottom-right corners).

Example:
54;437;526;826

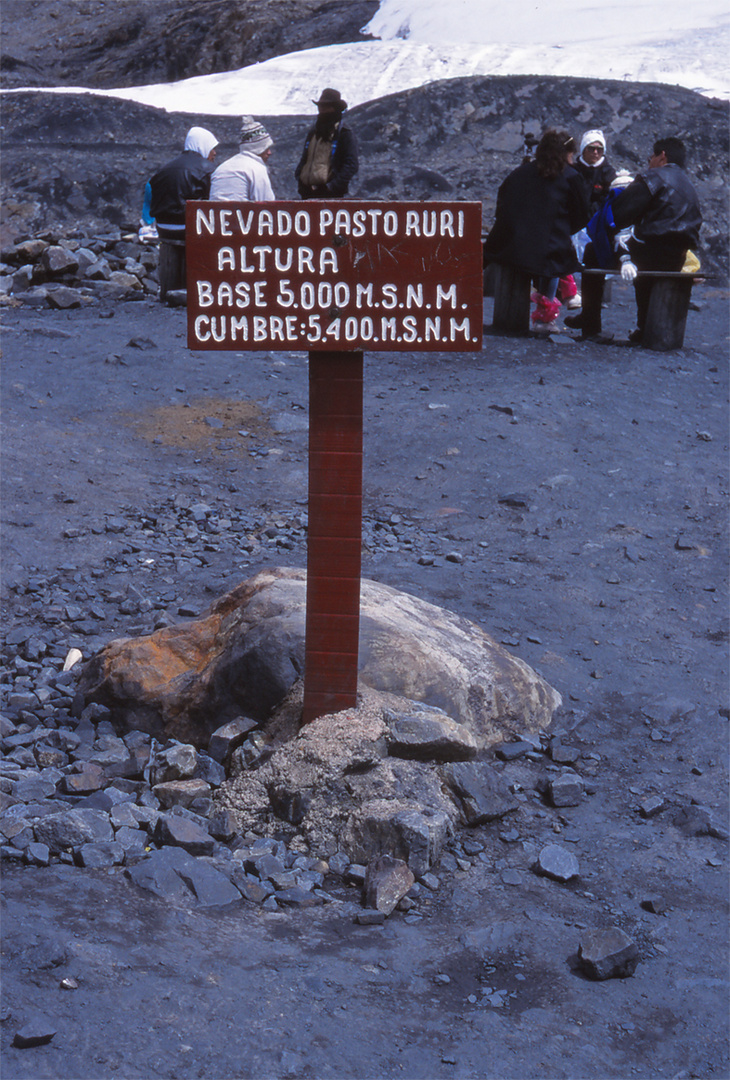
484;129;591;329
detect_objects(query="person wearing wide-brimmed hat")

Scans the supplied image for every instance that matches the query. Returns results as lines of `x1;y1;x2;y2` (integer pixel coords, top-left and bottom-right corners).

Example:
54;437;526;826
295;88;358;199
210;116;276;202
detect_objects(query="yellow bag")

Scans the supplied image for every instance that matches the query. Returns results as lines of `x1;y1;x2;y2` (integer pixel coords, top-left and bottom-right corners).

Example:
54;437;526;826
683;250;701;273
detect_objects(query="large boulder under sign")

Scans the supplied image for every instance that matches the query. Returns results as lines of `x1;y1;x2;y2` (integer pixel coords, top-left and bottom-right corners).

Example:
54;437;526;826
78;567;561;746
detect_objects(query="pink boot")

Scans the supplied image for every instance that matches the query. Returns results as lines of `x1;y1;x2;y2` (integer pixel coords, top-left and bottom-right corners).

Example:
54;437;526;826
530;292;562;326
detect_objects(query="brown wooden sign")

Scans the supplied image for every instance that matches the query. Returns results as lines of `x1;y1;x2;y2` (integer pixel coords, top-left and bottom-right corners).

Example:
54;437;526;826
185;198;483;723
186;200;483;352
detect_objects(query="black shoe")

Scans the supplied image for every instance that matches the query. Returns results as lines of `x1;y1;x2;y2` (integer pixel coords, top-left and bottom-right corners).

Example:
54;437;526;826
628;329;643;345
564;313;584;330
582;332;614;345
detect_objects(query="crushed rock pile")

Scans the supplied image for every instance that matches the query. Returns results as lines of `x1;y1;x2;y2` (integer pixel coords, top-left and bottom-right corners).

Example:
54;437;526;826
0;230;161;309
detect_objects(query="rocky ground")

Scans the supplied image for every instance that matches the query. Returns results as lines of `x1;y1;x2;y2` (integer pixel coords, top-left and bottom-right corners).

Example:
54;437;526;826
1;264;728;1076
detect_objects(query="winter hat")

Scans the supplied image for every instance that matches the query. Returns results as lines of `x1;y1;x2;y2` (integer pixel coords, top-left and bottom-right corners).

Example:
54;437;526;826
610;169;634;190
238;116;273;155
184;126;219;158
580;129;607;155
313;87;347;111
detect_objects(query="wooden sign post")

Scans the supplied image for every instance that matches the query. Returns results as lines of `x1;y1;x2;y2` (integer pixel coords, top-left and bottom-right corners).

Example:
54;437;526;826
186;200;483;723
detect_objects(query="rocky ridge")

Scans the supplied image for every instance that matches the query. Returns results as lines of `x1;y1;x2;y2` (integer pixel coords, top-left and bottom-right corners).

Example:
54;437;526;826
2;75;727;279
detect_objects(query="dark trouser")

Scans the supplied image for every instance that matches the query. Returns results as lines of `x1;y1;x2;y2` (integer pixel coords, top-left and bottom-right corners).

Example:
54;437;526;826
629;239;685;336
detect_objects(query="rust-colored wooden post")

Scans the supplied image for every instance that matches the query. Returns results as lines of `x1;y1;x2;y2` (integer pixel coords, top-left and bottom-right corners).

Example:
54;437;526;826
302;350;364;724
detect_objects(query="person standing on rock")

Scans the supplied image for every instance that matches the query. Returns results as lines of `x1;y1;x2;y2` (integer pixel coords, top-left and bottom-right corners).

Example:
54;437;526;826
149;126;219;241
483;129;591;331
571;136;702;345
209;116;276;202
295;88;358;199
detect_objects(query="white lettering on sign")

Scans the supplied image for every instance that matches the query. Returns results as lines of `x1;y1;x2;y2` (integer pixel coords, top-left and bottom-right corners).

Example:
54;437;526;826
187;200;482;352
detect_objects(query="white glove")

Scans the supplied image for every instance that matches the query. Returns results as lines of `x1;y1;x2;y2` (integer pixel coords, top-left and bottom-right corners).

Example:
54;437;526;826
620;257;637;282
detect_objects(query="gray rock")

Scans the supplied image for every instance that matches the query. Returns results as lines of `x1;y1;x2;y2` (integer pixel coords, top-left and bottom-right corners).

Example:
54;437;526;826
276;887;325;908
208;809;239;841
534;843;579;882
175;859;242;907
40;245;79;277
13;1020;57;1048
495;741;532;761
345;807;451;879
114;826;148;855
356;910;386;925
110;803;142;829
25;842;51;866
79;569;560;746
76;840;125;868
549;773;584;807
147;741;198;784
441;761;519;825
386;711;478;761
125;846;199;901
675;804;728;839
12;776;56;802
153;813;215;856
639;794;666;818
208;716;259;763
34;808;113;852
194;752;226;787
60;766;105;796
578;928;639;979
550;741;580;765
228;867;274;903
364;854;415;914
153;779;211;809
47;285;83;309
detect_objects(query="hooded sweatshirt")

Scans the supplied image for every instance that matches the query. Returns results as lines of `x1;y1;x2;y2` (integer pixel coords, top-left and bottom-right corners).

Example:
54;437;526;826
150;126;219;229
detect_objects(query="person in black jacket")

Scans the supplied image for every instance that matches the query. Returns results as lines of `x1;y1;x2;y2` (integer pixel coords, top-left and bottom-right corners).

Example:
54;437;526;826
569;136;702;344
572;129;617;210
150;126;219;241
295;88;358;199
483;129;591;328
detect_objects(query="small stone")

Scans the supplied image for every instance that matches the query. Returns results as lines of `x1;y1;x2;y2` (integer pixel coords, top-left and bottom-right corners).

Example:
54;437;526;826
495;741;531;761
76;840;125;868
153;779;211;810
442;761;518;825
355;910;385;925
501;869;523;886
549;773;584;808
639;794;665;818
345;863;367;886
434;973;451;984
386;712;477;762
640;896;668;915
534;843;579;882
550;741;580;765
364;854;415;915
207;717;258;763
419;872;440;891
578;928;639;980
153;814;215;856
13;1021;57;1048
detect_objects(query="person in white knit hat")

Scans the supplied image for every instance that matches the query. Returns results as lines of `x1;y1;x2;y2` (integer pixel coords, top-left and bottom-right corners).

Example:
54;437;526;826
209;116;276;202
573;129;617;209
